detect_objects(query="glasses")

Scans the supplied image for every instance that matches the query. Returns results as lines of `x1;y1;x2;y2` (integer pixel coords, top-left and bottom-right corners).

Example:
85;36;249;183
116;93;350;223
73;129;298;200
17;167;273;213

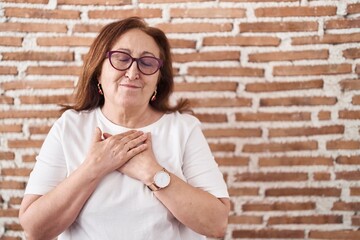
106;51;163;75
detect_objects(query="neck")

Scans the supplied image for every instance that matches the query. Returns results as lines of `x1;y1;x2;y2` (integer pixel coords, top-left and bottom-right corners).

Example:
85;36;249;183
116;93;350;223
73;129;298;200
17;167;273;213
101;104;159;129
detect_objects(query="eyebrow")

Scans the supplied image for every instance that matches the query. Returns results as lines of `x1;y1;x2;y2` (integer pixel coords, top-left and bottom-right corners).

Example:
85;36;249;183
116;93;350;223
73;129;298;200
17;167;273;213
115;48;156;57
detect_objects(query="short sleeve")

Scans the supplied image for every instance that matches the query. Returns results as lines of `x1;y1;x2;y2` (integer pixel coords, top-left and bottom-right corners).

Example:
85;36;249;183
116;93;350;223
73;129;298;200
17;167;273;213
182;122;229;198
25;120;67;195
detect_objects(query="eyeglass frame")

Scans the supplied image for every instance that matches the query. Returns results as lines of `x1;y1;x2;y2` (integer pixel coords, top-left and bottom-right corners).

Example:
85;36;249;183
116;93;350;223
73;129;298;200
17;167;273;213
106;50;163;75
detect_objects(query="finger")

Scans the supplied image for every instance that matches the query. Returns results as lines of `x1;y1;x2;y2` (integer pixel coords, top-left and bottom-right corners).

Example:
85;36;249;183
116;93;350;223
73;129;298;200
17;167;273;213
127;142;147;157
92;127;103;143
125;133;148;150
103;132;112;139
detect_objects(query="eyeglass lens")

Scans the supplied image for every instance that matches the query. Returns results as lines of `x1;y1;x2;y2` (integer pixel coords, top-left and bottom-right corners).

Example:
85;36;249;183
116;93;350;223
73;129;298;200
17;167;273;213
108;51;162;75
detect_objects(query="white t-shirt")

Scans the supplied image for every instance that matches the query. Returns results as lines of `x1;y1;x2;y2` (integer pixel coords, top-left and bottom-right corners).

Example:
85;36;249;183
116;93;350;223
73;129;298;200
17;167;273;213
25;108;229;240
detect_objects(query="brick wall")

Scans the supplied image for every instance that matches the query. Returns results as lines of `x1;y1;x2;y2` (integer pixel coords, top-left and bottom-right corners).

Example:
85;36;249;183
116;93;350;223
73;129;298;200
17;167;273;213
0;0;360;239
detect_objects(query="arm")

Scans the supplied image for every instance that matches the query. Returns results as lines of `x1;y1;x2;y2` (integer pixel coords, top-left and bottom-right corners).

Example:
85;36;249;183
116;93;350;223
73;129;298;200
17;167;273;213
118;133;230;238
19;128;148;240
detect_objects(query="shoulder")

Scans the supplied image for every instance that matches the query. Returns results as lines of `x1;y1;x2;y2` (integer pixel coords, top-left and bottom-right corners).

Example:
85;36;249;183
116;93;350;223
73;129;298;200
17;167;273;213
165;111;201;129
55;108;96;128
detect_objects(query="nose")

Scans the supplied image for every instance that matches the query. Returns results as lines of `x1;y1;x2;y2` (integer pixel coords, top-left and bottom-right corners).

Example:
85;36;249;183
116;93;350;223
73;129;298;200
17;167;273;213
125;60;140;80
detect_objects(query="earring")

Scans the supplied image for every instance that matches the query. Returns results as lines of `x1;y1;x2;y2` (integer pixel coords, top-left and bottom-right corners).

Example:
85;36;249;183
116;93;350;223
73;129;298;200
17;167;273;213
97;83;103;95
151;89;157;102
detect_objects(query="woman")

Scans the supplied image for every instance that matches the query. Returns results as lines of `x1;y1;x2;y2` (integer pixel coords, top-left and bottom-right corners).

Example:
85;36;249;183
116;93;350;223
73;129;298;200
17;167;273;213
19;17;230;240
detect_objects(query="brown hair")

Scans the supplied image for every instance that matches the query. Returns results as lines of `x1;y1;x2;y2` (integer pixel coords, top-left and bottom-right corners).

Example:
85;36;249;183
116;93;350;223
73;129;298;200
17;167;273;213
64;17;189;113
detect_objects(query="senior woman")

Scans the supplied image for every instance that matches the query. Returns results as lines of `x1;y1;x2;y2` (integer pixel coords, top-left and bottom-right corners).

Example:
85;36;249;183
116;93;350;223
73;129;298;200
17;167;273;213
19;17;230;240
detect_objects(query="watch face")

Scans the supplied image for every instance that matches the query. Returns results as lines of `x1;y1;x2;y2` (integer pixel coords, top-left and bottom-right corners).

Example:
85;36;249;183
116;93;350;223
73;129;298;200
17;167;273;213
154;171;170;188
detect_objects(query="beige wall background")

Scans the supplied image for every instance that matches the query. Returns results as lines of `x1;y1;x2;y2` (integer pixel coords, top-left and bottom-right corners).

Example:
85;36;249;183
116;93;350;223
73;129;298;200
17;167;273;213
1;0;360;239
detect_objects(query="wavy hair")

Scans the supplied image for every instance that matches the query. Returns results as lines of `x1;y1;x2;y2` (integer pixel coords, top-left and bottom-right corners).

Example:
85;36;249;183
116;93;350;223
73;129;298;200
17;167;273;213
64;17;189;113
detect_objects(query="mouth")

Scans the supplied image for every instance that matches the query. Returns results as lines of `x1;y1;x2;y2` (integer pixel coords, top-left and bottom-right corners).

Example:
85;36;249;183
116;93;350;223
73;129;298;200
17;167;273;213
119;83;141;89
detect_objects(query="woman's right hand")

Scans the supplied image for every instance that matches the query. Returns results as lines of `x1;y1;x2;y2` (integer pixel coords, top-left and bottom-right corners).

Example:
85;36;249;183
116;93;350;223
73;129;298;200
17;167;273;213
84;127;148;178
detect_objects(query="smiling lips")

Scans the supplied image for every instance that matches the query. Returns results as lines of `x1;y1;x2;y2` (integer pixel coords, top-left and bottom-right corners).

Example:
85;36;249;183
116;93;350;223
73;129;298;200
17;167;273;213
120;83;141;89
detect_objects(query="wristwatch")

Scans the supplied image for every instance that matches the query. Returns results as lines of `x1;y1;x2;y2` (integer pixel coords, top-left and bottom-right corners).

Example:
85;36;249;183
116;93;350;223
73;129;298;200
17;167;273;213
147;168;171;191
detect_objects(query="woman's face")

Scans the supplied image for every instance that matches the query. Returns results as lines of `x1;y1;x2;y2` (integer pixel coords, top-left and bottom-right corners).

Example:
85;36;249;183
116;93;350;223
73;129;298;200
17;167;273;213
98;29;161;110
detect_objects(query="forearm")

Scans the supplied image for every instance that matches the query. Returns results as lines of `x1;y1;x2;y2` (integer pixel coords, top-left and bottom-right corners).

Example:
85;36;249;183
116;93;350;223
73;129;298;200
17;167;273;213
19;162;102;240
153;173;230;238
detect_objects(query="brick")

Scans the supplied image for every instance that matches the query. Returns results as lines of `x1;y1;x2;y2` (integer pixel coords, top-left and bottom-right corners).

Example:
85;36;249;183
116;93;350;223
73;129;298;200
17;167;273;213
157;22;232;33
194;113;227;123
0;66;17;75
19;95;74;105
352;216;360;226
348;3;360;14
0;152;15;160
235;172;307;182
273;64;352;76
203;36;280;46
8;139;44;148
339;110;360;119
259;156;333;167
356;64;360;75
29;125;52;135
190;97;251;108
9;197;22;205
1;80;74;90
243;141;318;153
243;201;315;212
0;124;22;133
3;0;48;2
22;154;36;162
325;19;360;29
89;9;162;19
327;140;360;150
140;0;210;2
260;96;337;107
0;209;19;217
336;156;360;165
228;187;259;196
170;7;246;18
0;22;67;32
37;37;94;47
268;215;342;225
0;110;61;119
232;229;304;239
350;188;360;196
245;79;323;92
0;96;14;104
0;236;22;240
332;201;360;211
204;128;261;138
173;51;240;63
215;157;249;166
209;143;235;152
175;82;238;92
269;125;344;138
343;48;360;59
0;181;25;190
313;172;331;181
1;168;31;176
236;112;311;122
352;95;360;105
169;39;196;49
336;171;360;181
292;33;360;45
266;187;341;197
0;37;22;46
318;111;331;120
58;0;131;5
309;230;360;239
5;8;80;19
5;222;23;231
73;24;104;33
228;215;263;224
221;0;298;1
188;67;264;77
248;50;328;62
26;66;82;76
255;6;336;17
2;51;74;61
240;21;318;33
